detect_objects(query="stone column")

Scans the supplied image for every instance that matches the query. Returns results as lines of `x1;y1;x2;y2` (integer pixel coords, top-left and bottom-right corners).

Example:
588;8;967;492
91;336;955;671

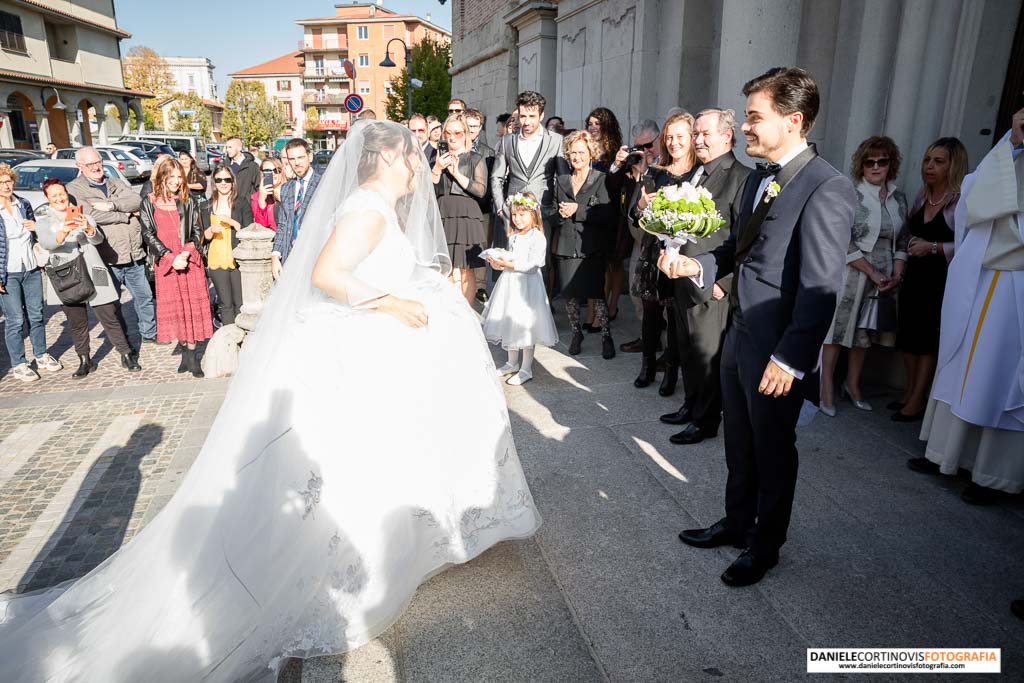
95;108;108;146
506;1;558;112
34;112;51;148
232;223;276;332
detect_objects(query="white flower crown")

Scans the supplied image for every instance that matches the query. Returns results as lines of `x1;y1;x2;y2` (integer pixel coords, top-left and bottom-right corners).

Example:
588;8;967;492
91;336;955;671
506;193;539;210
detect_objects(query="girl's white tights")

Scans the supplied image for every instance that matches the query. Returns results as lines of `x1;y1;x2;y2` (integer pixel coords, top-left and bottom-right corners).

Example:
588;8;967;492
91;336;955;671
496;347;535;385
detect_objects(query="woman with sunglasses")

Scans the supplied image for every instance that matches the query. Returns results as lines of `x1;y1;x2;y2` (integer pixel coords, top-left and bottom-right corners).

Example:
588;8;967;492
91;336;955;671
204;164;253;326
432;113;488;304
819;136;909;416
139;156;212;377
252;157;285;231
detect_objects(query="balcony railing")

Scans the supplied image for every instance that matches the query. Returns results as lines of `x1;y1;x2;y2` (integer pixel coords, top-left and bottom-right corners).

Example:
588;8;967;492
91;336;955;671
298;38;347;52
302;94;349;106
302;69;350;82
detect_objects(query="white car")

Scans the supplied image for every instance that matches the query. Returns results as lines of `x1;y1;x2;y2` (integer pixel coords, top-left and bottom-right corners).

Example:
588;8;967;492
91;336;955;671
102;144;154;177
13;159;132;217
54;147;143;182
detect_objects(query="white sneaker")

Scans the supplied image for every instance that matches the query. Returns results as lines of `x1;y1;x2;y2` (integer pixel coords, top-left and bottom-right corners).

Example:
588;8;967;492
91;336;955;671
36;353;63;372
506;369;533;386
12;362;40;382
496;363;520;376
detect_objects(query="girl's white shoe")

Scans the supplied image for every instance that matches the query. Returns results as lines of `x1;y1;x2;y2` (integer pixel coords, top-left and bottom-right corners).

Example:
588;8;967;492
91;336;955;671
496;363;520;376
506;370;533;386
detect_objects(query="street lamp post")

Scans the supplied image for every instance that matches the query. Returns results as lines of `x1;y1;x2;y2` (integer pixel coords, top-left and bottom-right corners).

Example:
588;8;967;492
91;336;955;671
380;38;412;119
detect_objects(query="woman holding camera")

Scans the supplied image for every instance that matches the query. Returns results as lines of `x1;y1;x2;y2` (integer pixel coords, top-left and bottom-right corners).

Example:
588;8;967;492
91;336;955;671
140;156;213;378
203;164;253;326
36;178;138;378
432;113;488;304
629;111;696;395
252;156;285;231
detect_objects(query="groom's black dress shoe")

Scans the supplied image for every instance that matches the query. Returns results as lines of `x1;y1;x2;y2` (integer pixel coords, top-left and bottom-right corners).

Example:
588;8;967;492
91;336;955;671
660;406;692;425
721;549;778;587
670;423;717;445
678;519;745;549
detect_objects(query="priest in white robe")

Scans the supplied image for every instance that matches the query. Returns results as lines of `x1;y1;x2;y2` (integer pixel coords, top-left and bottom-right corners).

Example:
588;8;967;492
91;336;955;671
912;110;1024;505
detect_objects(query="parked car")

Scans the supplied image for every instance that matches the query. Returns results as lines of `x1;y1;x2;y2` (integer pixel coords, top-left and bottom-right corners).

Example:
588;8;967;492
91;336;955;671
113;138;175;160
102;145;154;178
54;147;142;182
12;159;130;216
0;149;47;167
312;149;333;172
119;133;210;173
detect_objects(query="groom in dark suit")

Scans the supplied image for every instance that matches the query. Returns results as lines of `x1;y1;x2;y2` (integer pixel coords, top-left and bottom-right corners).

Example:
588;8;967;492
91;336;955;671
662;67;855;586
661;108;752;445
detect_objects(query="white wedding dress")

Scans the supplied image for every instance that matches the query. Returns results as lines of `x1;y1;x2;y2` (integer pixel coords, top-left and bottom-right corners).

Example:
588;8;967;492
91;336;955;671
0;126;541;682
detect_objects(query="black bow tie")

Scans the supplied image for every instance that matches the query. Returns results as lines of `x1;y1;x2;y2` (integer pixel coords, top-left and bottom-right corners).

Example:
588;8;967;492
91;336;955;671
756;162;782;175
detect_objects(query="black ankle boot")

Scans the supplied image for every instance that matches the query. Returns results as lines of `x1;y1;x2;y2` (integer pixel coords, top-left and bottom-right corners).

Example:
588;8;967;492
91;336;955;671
601;335;615;360
634;357;656;388
184;348;205;378
659;364;678;397
568;330;584;356
73;354;92;379
177;350;188;373
121;352;142;372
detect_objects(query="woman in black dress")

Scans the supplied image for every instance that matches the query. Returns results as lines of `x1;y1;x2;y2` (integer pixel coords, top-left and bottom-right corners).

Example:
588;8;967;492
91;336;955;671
893;137;967;421
553;130;616;360
432;114;488;304
629;111;696;394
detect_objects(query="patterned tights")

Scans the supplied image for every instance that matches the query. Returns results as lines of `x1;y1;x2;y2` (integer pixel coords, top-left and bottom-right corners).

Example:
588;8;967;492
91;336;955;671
566;298;610;337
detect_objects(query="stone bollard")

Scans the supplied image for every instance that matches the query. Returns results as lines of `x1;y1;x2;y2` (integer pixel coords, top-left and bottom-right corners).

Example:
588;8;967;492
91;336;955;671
232;223;276;332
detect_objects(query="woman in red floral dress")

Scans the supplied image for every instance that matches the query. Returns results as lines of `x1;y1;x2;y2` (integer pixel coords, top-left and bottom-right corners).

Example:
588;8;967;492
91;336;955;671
139;156;213;377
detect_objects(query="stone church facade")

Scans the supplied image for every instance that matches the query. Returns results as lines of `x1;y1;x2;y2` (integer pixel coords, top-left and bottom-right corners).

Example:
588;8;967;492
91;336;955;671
450;0;1023;197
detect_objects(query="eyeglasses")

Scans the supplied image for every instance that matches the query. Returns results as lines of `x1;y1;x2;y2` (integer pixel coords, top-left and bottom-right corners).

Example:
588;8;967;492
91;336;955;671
79;160;103;168
445;130;465;137
214;177;234;184
863;158;890;168
448;108;464;114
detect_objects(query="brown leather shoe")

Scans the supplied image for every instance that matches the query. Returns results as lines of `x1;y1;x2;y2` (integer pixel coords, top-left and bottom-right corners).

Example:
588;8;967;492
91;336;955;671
619;338;642;353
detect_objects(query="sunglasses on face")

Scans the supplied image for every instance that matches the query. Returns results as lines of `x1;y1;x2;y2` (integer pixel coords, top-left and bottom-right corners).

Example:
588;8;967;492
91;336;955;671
262;168;281;174
448;108;464;114
214;177;234;184
633;141;656;150
863;158;890;168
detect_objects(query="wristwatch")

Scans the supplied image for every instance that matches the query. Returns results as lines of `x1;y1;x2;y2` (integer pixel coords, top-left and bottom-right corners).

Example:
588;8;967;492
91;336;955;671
931;242;938;255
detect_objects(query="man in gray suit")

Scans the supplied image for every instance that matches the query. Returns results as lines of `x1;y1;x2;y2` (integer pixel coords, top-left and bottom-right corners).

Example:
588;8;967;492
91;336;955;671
661;108;752;445
665;68;855;586
490;91;563;243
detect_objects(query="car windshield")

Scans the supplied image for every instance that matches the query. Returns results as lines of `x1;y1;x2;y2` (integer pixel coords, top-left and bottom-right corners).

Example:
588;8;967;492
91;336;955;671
13;165;79;190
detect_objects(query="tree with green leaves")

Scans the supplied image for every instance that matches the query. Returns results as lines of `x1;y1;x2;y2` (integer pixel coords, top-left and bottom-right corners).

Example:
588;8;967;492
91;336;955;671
222;80;287;147
166;92;214;140
384;37;452;122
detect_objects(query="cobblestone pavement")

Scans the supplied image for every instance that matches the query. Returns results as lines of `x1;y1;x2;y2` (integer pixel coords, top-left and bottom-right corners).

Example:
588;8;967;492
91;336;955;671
0;294;223;594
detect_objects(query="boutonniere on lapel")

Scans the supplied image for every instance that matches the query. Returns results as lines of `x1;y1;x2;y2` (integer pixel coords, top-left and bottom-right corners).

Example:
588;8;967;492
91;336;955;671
764;181;781;203
587;195;600;207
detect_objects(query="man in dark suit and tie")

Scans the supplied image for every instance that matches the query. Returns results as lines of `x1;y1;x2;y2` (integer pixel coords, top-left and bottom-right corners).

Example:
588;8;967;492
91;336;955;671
662;67;855;586
661;108;752;445
271;138;322;280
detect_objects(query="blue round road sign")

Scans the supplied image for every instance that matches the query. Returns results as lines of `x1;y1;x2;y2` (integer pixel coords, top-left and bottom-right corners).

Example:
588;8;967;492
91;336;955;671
344;94;364;114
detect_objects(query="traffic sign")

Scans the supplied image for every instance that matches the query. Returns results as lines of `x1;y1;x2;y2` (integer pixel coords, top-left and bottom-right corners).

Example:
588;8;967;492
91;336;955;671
344;94;364;114
192;122;200;132
178;109;196;116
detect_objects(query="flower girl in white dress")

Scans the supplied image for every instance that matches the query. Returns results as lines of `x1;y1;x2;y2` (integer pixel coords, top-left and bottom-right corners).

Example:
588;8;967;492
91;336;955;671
481;192;559;385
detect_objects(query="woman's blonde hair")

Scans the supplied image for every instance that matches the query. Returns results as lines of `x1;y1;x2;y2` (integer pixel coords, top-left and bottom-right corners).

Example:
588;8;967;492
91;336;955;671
507;191;543;235
0;162;18;186
656;110;696;170
562;129;601;161
151;156;189;203
924;137;968;193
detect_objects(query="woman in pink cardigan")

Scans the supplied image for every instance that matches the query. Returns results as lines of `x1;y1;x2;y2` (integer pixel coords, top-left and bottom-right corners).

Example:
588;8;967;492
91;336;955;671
251;156;285;231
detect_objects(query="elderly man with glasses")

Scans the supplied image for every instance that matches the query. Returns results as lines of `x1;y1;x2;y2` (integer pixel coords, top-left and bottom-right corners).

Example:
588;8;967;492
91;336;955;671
67;146;159;347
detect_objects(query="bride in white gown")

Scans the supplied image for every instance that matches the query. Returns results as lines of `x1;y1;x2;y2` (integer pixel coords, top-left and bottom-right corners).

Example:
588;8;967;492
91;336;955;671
0;122;541;682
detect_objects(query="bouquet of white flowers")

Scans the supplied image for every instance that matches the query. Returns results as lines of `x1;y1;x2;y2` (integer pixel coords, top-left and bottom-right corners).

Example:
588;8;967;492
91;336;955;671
638;181;725;262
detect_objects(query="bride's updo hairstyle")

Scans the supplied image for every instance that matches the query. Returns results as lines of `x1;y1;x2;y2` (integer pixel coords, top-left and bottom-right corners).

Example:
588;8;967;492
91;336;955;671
357;122;419;184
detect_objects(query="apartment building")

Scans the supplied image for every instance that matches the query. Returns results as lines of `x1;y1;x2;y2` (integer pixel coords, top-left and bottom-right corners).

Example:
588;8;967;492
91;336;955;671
296;2;449;146
0;0;149;149
228;51;305;139
165;56;217;101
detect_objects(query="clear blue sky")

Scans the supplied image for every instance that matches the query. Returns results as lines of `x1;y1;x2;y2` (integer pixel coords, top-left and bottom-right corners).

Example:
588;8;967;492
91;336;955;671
114;0;452;99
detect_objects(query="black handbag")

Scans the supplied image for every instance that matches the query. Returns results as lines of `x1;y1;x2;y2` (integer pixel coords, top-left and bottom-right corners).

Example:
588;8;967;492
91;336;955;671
45;252;96;305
